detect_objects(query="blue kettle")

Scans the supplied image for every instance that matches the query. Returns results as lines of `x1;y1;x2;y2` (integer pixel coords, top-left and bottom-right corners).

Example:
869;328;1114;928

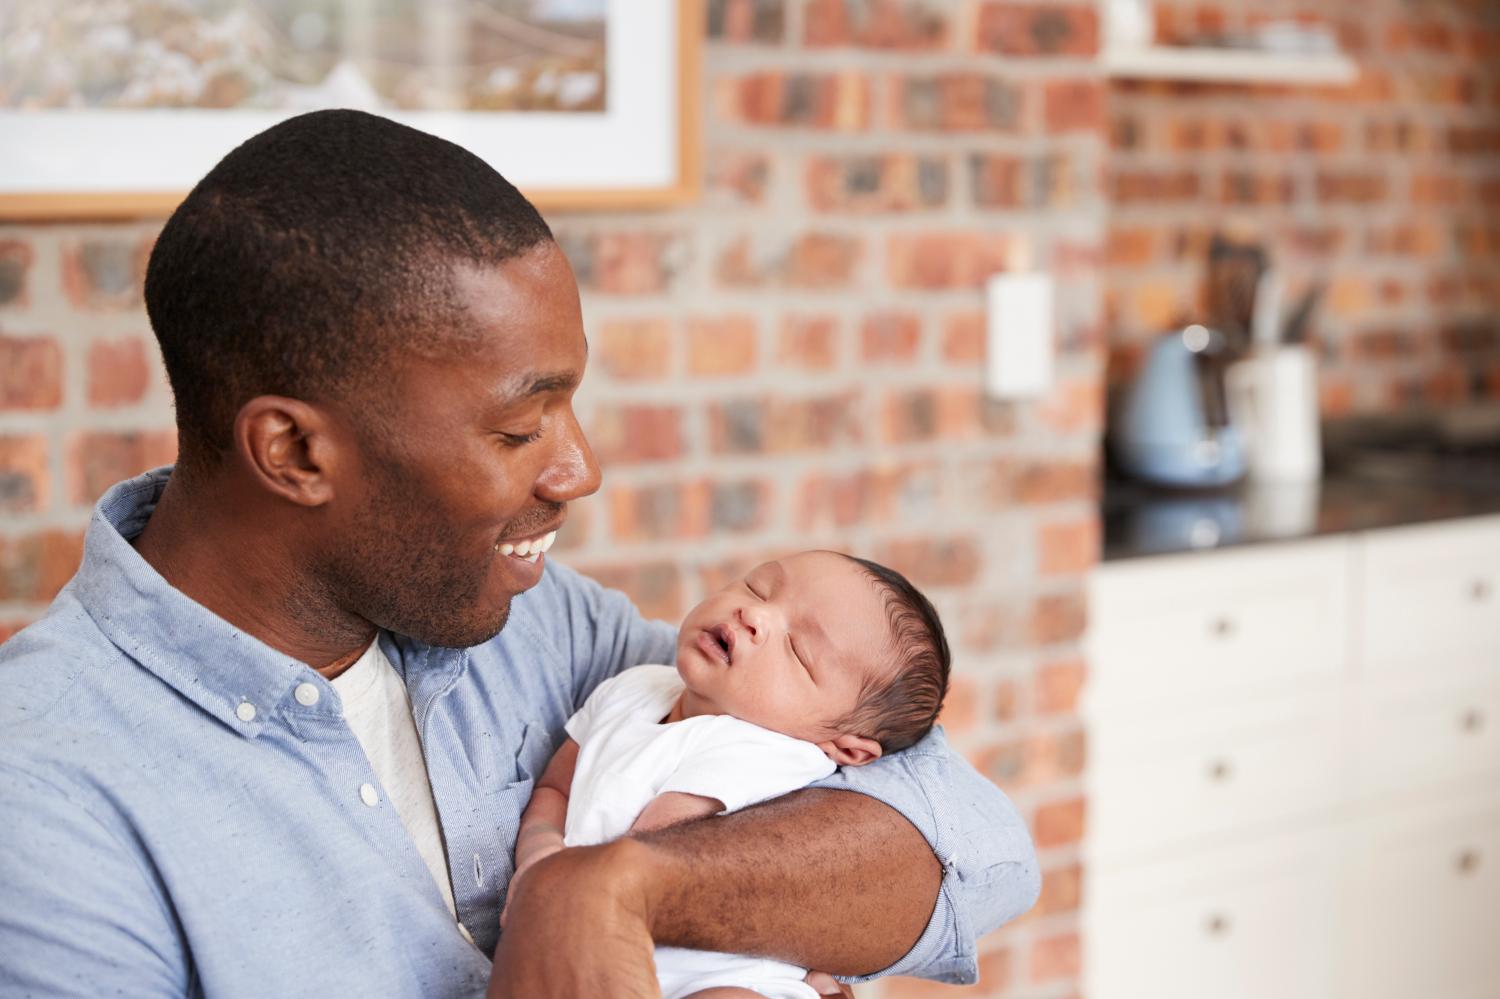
1112;325;1247;488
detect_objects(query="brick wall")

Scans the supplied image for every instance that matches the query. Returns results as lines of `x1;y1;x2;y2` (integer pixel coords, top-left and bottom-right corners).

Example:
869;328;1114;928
1107;0;1500;415
0;3;1105;995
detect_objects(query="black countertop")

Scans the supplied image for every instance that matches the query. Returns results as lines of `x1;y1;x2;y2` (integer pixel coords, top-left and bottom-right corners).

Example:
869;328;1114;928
1103;468;1500;562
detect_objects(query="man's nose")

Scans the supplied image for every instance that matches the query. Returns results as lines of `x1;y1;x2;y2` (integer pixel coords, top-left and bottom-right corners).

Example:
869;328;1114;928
536;407;601;503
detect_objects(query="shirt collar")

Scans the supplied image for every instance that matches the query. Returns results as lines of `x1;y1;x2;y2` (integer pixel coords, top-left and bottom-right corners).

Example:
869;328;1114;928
73;466;340;738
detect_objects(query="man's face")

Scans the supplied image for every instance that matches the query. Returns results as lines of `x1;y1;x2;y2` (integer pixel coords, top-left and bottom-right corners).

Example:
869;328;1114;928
674;551;893;743
314;241;600;648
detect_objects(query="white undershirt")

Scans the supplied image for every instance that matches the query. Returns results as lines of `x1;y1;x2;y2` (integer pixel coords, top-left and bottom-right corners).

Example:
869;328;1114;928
331;640;461;926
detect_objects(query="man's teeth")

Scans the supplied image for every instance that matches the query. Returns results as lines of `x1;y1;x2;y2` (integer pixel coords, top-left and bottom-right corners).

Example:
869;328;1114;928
498;530;557;560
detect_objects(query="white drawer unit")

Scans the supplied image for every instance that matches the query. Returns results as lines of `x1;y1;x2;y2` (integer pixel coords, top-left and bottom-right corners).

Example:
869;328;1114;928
1091;693;1344;864
1353;674;1500;800
1087;831;1340;999
1087;517;1500;999
1089;538;1349;712
1358;514;1500;677
1341;792;1500;999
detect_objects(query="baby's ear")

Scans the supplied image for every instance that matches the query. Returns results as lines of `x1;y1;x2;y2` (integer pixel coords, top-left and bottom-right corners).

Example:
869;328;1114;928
817;733;883;767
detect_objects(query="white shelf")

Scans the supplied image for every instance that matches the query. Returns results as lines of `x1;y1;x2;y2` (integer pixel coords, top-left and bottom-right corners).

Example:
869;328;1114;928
1102;45;1358;85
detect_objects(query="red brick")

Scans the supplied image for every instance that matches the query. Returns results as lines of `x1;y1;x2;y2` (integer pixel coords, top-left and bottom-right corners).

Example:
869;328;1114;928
1038;517;1100;575
0;240;34;307
1038;377;1105;435
597;319;672;381
0;436;49;513
890;74;1024;132
860;312;921;363
976;3;1098;56
993;677;1021;722
882;386;982;444
1031;590;1087;644
0;530;84;602
609;481;711;542
1031;861;1082;917
60;235;150;311
1317;171;1388;204
707;0;785;43
86;337;151;407
936;673;978;733
1221;169;1297;205
67;430;178;507
1033;795;1086;847
709;393;864;455
1106;228;1157;268
1;335;62;410
887;232;1016;289
804;0;950;49
806;154;947;212
1032;932;1081;983
687;315;758;376
957;599;1027;653
715;233;862;290
777;315;841;371
1112;168;1200;204
715;71;870;130
971;152;1078;209
1009;459;1097;505
586;404;684;465
971;727;1087;787
875;536;981;588
571;561;682;622
1043;79;1105;133
941;312;985;363
558;231;684;295
707;151;772;205
1035;658;1086;715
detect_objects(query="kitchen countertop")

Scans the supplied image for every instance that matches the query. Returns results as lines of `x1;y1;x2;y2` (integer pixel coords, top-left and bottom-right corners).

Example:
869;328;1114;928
1103;467;1500;562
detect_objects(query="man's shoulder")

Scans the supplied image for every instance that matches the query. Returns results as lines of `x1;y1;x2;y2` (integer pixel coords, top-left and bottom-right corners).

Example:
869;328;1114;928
0;593;116;733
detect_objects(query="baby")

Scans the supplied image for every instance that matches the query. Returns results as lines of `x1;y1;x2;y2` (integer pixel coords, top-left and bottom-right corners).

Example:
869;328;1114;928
508;549;951;999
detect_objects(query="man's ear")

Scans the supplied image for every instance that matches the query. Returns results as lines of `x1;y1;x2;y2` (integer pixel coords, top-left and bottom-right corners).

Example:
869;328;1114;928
234;395;339;508
817;733;883;767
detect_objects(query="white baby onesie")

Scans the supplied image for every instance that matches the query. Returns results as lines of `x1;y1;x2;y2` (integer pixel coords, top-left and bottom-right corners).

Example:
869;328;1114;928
563;664;837;999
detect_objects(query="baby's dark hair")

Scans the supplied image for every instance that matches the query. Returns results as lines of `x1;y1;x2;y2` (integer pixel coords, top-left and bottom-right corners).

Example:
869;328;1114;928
833;554;951;753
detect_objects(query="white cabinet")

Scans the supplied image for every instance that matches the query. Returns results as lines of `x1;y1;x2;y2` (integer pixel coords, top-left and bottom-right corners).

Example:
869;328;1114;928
1085;514;1500;999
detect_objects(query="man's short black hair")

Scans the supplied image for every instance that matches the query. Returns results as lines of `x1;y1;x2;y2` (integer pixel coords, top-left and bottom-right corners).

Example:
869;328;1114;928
835;555;952;753
144;108;554;473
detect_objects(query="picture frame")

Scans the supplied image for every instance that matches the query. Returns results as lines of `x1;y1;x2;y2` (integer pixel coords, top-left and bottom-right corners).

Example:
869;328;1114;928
0;0;700;220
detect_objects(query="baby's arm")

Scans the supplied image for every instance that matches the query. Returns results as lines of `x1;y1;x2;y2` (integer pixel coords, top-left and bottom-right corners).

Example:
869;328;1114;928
629;792;725;834
513;738;580;883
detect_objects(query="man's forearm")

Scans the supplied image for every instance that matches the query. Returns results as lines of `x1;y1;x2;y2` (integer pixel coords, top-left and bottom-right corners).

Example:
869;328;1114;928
631;787;941;977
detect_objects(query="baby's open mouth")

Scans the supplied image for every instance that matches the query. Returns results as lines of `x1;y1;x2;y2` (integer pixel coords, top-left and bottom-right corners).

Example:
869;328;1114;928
699;623;733;665
497;530;557;564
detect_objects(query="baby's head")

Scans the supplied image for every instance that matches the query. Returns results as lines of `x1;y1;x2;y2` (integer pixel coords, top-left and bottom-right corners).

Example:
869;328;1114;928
674;550;950;766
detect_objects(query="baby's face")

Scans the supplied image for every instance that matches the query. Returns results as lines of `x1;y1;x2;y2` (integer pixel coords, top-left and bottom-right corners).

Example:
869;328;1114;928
674;551;892;744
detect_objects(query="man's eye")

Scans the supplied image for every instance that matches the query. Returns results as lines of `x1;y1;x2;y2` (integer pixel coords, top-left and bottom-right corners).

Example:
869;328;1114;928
498;429;543;447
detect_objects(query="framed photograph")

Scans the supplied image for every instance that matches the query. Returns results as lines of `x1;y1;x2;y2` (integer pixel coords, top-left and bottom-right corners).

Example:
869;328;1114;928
0;0;700;219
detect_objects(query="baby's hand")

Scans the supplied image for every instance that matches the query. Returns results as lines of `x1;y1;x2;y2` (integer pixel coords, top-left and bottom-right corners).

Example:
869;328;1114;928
501;843;566;929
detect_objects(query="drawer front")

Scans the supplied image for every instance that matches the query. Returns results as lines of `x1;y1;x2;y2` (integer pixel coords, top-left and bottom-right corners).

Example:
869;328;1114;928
1341;792;1500;999
1087;831;1339;999
1089;539;1349;711
1090;695;1344;864
1359;516;1500;677
1354;676;1500;800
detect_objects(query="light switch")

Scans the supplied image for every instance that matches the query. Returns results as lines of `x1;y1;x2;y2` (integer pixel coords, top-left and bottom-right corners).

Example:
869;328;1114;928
985;271;1054;399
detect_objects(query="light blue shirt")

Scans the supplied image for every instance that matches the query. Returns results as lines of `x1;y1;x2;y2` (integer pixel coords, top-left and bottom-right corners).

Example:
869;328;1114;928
0;468;1039;997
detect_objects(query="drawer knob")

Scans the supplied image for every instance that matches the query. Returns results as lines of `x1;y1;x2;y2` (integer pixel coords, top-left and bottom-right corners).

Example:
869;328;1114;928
1471;579;1492;602
1209;616;1236;639
1455;849;1482;876
1207;759;1235;782
1204;912;1233;937
1460;709;1485;734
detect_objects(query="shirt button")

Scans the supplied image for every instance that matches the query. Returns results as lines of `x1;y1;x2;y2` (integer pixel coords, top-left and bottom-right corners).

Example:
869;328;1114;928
359;783;379;807
235;701;257;723
294;682;320;706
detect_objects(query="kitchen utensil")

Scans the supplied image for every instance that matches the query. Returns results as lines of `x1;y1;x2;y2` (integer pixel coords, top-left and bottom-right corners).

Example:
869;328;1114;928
1226;344;1322;482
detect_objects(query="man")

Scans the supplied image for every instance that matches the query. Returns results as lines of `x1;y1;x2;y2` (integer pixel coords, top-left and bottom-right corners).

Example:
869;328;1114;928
0;110;1038;998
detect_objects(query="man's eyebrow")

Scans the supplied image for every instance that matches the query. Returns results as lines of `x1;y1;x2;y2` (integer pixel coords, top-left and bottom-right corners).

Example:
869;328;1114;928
493;369;581;404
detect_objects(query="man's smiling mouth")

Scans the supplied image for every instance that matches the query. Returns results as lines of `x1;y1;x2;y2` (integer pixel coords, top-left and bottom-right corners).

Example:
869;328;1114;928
497;529;557;563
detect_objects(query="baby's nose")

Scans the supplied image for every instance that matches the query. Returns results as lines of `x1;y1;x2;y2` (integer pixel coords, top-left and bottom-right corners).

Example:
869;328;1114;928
738;604;770;642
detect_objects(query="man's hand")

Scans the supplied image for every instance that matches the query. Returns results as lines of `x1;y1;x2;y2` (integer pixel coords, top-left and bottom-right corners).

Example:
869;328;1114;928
488;839;660;999
498;842;565;930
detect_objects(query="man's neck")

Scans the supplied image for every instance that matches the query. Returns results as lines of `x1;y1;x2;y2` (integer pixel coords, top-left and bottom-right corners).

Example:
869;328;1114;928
132;474;376;675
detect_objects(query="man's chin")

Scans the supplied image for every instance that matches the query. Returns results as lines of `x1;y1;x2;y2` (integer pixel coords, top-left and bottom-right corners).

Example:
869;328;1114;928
404;599;512;650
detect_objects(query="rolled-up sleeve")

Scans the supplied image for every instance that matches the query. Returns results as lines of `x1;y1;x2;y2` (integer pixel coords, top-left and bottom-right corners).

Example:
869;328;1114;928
809;726;1040;985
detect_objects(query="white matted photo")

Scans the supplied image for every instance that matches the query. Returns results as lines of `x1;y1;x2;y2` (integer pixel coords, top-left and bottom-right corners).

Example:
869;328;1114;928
0;0;699;218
